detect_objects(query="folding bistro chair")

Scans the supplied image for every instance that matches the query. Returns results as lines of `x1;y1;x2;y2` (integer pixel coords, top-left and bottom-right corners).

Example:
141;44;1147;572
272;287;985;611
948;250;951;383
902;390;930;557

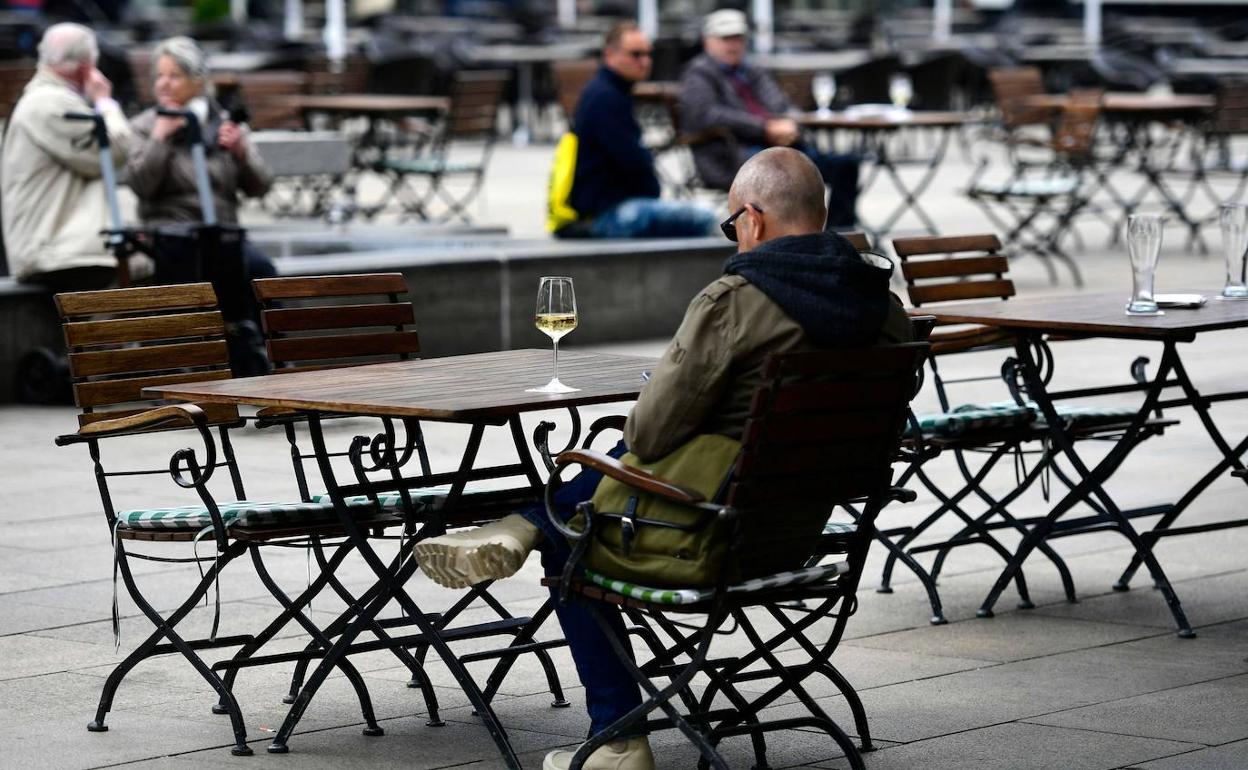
381;70;509;223
886;234;1175;621
966;89;1105;285
987;66;1051;145
543;342;928;770
51;284;409;754
252;272;572;713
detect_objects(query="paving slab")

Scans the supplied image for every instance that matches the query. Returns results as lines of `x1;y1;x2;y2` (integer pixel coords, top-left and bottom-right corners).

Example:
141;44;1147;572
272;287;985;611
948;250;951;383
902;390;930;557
1133;738;1248;770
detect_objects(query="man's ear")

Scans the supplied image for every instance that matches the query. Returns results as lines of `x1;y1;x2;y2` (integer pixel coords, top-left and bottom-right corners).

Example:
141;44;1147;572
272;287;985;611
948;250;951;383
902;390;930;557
747;203;766;243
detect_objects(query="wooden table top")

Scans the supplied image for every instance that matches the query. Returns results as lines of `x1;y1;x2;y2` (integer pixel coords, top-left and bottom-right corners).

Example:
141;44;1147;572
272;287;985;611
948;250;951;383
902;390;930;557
633;81;680;104
1023;92;1215;114
796;110;972;130
286;94;452;115
920;291;1248;341
144;349;656;421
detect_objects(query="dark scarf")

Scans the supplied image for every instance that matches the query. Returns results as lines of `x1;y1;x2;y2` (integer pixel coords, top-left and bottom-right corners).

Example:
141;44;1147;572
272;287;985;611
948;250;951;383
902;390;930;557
723;232;893;347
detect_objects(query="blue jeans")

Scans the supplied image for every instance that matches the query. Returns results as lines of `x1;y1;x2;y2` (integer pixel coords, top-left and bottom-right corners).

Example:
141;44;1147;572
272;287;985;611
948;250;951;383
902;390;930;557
519;440;642;737
590;198;717;239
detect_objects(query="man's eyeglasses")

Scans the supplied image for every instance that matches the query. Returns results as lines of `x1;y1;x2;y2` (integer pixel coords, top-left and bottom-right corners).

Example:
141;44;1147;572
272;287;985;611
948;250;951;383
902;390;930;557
720;204;763;242
623;49;653;59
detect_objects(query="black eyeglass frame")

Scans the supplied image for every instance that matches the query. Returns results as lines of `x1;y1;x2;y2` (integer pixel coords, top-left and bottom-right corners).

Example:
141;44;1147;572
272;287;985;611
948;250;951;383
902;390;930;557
720;203;764;242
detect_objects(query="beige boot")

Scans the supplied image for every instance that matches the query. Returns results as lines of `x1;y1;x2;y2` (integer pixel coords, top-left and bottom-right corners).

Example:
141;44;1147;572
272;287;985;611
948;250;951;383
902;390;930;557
543;736;655;770
412;514;539;588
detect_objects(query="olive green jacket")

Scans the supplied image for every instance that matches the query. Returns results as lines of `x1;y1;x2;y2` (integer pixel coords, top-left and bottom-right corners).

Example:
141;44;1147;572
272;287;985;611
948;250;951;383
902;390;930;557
624;275;912;462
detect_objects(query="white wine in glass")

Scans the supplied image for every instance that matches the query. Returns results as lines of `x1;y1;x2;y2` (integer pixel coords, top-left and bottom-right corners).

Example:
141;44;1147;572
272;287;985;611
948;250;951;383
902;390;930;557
527;276;580;393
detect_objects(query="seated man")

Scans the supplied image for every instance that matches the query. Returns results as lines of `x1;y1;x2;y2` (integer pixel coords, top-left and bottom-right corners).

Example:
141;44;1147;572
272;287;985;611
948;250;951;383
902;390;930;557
1;23;132;291
556;21;718;239
416;148;911;770
679;9;860;229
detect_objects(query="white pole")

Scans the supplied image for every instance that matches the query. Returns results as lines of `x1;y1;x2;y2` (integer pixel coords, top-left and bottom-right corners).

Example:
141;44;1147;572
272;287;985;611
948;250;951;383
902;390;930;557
283;0;304;41
752;0;774;54
933;0;951;43
230;0;246;23
558;0;575;29
1084;0;1102;47
638;0;657;41
323;0;347;64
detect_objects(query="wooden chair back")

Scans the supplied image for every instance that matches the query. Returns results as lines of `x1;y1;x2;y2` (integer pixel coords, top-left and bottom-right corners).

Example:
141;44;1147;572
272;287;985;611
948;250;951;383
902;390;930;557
770;69;815;112
446;69;509;138
842;231;870;251
54;284;242;431
988;66;1048;129
552;59;598;127
0;61;35;122
1052;88;1103;160
306;53;371;95
892;233;1014;307
127;48;156;108
229;70;309;129
1210;78;1248;136
253;273;420;372
728;343;927;577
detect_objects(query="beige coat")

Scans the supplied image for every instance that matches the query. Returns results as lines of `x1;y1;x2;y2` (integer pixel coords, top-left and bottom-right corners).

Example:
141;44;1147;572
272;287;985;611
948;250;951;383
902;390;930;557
125;105;272;226
625;275;913;462
1;68;131;281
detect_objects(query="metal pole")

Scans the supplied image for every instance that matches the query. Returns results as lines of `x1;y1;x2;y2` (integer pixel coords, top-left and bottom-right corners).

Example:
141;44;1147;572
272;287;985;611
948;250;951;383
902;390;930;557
1084;0;1102;47
230;0;246;23
638;0;657;41
557;0;575;29
323;0;347;65
933;0;952;43
283;0;304;41
752;0;774;54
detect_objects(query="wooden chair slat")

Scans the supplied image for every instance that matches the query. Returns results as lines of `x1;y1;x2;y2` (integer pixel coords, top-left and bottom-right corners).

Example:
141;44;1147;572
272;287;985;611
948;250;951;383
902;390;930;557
908;279;1016;305
729;474;877;508
765;378;913;414
761;346;922;379
69;340;229;378
267;331;421;364
893;234;1003;257
78;402;241;429
734;440;892;477
741;409;904;446
841;231;870;251
262;303;416;333
56;283;218;317
64;311;225;348
253;273;408;300
902;255;1010;280
75;370;233;409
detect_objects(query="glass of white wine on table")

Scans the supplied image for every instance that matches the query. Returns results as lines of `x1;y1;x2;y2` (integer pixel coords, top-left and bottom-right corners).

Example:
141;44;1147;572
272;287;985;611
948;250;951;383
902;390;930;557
527;276;580;393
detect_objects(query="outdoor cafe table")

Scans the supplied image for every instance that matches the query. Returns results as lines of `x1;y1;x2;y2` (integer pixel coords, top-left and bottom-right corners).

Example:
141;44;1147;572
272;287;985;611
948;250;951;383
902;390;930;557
925;292;1248;638
144;349;655;766
796;110;974;243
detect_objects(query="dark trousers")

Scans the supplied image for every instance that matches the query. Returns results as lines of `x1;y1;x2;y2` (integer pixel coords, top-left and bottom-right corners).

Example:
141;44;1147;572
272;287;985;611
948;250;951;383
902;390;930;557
518;440;643;738
800;144;860;229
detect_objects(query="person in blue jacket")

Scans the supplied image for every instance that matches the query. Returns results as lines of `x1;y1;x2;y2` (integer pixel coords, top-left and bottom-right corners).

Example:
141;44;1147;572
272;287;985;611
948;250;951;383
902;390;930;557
559;21;718;239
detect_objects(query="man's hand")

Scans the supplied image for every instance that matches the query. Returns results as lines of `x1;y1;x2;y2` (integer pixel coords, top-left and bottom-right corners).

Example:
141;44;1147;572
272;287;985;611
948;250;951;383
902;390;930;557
763;117;801;147
217;120;247;160
151;112;185;141
83;68;113;103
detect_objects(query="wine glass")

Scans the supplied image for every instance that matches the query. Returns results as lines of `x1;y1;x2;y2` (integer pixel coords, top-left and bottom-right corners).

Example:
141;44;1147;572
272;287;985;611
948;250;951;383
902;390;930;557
812;72;836;115
1125;214;1164;316
1218;203;1248;299
889;74;913;110
526;276;580;393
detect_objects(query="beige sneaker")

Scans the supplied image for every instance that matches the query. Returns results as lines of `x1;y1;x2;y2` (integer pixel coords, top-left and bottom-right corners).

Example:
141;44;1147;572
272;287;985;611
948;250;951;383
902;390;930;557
412;514;539;589
543;736;655;770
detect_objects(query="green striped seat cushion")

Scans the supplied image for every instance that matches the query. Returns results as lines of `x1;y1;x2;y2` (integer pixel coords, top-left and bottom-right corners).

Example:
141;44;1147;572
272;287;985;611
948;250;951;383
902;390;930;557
583;561;853;606
311;486;452;512
822;521;858;536
117;497;379;530
379;158;482;175
974;400;1140;429
909;402;1036;437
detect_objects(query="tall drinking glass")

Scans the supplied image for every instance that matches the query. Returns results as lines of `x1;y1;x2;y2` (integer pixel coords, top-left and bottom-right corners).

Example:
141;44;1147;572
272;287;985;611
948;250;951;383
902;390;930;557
1219;203;1248;299
812;73;836;115
1125;214;1164;316
527;276;580;393
889;74;913;110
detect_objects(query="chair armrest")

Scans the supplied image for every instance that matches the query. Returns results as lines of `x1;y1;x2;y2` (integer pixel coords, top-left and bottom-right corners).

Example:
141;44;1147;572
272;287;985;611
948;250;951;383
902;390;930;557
56;404;208;445
554;449;706;505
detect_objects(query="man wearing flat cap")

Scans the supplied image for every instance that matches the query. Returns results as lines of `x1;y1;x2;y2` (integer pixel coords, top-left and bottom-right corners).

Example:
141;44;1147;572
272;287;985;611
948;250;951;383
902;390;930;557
679;9;860;229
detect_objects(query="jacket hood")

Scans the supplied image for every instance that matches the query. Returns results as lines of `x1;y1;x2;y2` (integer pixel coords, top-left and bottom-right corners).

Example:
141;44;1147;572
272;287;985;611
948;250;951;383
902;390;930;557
723;231;893;347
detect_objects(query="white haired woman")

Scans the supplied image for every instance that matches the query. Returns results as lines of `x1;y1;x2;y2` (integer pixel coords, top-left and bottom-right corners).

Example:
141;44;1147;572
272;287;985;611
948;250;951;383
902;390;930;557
124;36;275;319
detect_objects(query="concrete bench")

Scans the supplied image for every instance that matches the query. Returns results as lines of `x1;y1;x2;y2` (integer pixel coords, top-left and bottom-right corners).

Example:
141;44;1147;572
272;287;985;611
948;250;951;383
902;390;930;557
250;131;353;177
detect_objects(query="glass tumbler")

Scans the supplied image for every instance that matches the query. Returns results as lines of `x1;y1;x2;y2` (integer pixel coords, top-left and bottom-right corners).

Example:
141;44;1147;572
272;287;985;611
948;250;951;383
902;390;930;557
1219;204;1248;299
1125;213;1164;315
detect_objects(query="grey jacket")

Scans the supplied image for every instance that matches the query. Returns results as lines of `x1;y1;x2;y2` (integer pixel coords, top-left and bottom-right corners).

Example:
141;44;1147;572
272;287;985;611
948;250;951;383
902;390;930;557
677;53;793;191
0;68;132;281
125;104;272;226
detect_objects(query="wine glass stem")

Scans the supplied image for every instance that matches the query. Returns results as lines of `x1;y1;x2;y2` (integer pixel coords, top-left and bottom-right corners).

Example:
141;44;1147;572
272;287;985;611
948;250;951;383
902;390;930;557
552;339;560;383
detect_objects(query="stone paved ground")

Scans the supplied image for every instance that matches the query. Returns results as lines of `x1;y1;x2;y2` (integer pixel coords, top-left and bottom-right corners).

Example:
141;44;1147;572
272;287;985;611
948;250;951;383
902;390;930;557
1;137;1246;769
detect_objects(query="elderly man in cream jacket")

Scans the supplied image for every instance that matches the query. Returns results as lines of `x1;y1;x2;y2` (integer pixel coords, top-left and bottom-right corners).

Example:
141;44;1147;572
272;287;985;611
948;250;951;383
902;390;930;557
1;23;132;290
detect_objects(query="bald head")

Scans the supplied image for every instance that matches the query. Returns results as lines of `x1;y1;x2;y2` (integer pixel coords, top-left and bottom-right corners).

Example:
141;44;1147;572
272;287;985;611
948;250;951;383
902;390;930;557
729;147;827;236
38;23;98;76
